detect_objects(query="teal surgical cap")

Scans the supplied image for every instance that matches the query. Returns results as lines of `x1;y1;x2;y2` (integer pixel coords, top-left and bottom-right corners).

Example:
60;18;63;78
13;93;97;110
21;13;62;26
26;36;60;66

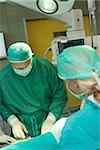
7;42;32;63
57;45;100;80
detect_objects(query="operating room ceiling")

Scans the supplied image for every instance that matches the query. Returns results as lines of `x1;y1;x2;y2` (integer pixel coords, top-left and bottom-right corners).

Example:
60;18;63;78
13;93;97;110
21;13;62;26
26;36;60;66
0;0;75;16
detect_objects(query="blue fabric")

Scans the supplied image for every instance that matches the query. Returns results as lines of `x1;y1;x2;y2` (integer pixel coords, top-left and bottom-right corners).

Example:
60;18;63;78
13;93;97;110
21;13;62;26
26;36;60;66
1;132;57;150
58;100;100;150
57;45;100;79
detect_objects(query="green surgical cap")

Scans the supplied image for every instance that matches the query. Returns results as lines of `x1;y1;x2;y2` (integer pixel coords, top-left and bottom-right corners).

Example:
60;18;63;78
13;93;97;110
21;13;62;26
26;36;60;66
57;45;100;80
7;42;32;63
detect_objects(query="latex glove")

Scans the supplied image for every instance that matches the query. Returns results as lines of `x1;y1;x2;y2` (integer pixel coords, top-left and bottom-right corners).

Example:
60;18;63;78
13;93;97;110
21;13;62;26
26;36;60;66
50;117;67;143
41;113;56;134
0;134;16;144
7;115;28;139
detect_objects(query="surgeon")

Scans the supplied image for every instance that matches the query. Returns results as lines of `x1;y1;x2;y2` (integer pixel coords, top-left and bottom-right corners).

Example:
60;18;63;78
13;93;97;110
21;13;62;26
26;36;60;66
57;45;100;150
1;45;100;150
0;42;67;139
0;128;16;144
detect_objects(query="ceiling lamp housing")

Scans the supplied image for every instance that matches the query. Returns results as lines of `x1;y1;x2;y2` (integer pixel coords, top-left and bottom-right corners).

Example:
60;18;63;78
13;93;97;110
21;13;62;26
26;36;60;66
37;0;58;14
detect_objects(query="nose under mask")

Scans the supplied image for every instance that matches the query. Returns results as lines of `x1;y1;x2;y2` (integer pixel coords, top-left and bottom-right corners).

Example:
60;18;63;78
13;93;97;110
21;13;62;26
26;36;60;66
13;63;32;77
66;80;96;101
67;79;100;102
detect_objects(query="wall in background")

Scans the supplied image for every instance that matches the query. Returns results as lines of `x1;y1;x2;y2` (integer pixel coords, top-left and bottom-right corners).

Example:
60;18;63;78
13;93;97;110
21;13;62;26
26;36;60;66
0;2;44;48
83;16;91;36
26;19;67;61
26;15;91;60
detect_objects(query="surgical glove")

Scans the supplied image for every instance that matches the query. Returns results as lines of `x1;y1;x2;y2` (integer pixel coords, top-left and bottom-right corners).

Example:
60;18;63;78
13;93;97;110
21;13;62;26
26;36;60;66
0;134;16;144
7;115;28;139
50;117;67;143
41;112;56;134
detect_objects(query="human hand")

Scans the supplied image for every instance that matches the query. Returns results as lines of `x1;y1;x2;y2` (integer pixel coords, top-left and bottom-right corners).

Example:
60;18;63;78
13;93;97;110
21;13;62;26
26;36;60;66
7;115;28;139
41;113;56;134
0;134;16;144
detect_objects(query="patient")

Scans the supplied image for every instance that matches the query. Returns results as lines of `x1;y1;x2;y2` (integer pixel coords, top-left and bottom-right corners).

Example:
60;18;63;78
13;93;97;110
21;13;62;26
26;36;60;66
57;45;100;150
1;45;100;150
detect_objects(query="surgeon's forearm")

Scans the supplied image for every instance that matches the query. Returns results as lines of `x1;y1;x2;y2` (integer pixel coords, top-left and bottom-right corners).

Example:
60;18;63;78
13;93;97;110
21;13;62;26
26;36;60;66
0;103;12;121
49;100;66;120
49;88;67;119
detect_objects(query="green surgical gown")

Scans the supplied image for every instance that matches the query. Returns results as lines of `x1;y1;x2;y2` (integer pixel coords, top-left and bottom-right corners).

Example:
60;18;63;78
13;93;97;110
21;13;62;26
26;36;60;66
0;57;67;137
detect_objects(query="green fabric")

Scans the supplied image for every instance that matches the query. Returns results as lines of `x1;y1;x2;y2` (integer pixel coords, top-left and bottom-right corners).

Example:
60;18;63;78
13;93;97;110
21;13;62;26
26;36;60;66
57;45;100;79
1;132;58;150
0;57;67;137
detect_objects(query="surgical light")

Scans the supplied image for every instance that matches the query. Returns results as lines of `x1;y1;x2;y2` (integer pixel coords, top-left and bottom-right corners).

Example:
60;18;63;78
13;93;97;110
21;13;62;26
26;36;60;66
37;0;58;14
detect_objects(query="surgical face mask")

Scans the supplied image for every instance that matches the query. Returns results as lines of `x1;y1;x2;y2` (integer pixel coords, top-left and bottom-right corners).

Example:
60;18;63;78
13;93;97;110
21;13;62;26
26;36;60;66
13;63;32;77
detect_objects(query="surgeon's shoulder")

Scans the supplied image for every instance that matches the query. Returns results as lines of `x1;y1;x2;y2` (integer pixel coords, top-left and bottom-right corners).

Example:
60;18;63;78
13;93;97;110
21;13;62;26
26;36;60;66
37;57;56;70
0;64;11;80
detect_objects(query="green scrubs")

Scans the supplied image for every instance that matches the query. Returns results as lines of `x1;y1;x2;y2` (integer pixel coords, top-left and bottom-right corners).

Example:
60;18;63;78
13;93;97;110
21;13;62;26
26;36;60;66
0;57;67;137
